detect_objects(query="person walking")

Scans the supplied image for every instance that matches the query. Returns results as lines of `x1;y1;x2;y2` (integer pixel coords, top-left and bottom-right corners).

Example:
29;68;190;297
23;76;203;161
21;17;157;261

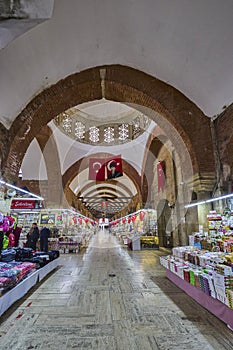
40;226;51;252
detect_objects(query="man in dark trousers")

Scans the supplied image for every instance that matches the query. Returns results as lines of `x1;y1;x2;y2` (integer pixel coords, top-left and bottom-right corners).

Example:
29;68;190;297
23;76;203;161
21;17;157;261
40;226;51;252
26;223;39;250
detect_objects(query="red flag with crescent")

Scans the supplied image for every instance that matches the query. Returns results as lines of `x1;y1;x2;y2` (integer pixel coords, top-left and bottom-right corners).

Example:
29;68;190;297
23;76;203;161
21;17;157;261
157;161;165;192
106;155;123;180
88;158;106;181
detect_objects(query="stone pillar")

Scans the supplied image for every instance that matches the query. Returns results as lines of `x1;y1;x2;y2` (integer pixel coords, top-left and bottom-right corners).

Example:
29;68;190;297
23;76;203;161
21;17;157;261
186;173;216;233
196;191;213;231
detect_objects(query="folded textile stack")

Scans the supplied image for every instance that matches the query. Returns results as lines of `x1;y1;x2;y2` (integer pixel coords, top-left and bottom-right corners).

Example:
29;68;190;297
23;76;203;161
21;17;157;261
0;276;17;296
1;249;16;262
15;262;36;281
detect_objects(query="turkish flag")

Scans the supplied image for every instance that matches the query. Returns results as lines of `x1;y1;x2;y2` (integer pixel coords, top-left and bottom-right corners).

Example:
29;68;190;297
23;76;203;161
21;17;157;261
101;200;108;209
157;161;165;192
106;155;123;180
89;158;106;181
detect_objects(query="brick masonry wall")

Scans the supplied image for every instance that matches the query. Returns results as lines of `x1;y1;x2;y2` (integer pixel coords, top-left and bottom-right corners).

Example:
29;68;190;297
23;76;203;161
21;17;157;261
214;104;233;181
2;65;215;180
0;64;219;221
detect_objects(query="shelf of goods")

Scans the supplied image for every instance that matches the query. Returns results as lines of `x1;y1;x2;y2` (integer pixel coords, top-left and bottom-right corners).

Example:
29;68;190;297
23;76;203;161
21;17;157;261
0;257;59;316
56;238;80;253
160;246;233;329
19;232;93;253
55;233;93;253
205;211;233;252
140;236;159;249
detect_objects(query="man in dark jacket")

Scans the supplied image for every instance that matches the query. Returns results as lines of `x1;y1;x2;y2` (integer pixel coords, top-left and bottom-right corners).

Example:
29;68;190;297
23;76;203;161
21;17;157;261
27;223;39;250
40;226;51;252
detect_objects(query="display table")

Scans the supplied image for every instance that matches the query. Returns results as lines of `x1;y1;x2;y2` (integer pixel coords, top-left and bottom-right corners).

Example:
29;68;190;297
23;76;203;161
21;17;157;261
166;269;233;329
38;258;59;281
0;258;60;316
127;236;141;250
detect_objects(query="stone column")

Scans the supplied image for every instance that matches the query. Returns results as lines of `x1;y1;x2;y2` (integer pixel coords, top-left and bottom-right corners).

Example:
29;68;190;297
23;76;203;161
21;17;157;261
186;173;216;233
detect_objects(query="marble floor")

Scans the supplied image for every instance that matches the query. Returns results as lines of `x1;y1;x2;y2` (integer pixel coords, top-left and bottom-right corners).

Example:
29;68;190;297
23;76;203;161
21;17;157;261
0;230;233;349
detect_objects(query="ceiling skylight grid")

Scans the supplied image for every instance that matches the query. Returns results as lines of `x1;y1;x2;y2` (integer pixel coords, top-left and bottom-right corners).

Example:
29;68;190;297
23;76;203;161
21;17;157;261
54;108;151;145
89;126;100;143
104;126;114;143
118;123;129;141
74;121;85;139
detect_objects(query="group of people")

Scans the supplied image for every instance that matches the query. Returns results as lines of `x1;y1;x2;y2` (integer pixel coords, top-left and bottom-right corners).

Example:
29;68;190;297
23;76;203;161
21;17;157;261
1;223;51;253
0;218;51;253
26;223;51;252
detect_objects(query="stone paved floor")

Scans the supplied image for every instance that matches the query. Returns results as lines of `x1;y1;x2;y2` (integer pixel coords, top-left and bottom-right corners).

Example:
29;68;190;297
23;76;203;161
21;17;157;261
0;230;233;349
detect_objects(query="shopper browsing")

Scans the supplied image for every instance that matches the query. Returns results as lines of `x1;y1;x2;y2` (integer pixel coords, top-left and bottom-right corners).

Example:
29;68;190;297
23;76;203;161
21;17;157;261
26;223;39;250
40;226;51;252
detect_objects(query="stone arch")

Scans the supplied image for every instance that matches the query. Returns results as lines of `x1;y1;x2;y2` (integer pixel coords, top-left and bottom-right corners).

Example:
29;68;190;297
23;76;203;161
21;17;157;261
2;65;215;195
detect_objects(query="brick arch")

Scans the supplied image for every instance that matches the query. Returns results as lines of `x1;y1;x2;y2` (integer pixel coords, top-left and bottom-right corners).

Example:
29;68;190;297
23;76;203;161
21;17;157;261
36;125;63;206
2;65;215;189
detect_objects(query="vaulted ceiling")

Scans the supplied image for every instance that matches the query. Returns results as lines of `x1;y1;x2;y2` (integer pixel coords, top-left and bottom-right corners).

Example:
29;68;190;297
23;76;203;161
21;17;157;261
1;0;233;217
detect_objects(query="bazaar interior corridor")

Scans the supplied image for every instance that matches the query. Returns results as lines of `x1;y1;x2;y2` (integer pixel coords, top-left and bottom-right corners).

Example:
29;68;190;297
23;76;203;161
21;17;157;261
0;231;232;350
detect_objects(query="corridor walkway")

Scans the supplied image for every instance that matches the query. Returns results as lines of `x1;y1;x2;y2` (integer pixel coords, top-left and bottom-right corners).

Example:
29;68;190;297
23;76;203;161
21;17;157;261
0;230;232;349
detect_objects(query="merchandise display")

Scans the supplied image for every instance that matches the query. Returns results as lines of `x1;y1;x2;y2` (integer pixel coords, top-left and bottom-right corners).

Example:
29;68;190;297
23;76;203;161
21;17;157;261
110;209;159;250
0;245;60;315
160;245;233;328
0;261;36;295
140;236;159;249
12;209;96;253
191;210;233;253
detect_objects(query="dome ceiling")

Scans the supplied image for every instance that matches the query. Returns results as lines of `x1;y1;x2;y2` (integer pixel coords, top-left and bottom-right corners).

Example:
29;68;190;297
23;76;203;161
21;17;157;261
54;99;151;146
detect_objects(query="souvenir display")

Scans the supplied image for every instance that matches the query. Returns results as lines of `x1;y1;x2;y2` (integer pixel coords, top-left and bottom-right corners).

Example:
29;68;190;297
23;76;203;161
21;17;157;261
160;246;233;310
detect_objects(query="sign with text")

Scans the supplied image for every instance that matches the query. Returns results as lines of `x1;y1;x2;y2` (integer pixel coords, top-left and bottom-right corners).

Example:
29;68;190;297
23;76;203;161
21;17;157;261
11;199;35;209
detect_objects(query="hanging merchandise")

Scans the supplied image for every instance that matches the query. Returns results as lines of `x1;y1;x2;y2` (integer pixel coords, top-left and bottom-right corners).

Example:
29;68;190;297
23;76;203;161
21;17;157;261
3;234;9;249
139;210;146;221
131;214;136;222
